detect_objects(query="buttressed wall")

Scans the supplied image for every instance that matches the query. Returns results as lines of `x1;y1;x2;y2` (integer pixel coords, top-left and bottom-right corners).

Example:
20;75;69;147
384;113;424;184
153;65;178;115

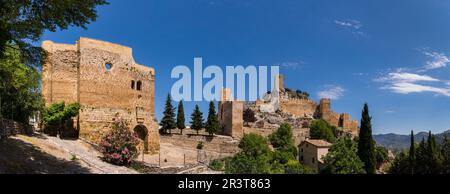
42;37;159;153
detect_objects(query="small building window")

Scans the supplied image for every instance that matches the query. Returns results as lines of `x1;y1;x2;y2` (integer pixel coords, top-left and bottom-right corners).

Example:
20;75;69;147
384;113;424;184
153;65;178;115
131;80;135;89
300;156;304;162
312;157;315;164
136;81;142;91
105;63;112;71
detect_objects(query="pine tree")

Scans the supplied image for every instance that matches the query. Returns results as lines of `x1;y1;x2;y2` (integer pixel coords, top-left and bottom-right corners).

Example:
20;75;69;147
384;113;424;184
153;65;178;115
205;101;220;136
176;100;186;134
190;105;204;135
159;94;176;134
409;130;416;174
357;103;376;174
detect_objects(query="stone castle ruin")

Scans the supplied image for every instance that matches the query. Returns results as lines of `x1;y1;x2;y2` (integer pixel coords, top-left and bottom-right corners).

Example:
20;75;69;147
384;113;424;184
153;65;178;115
219;74;359;145
41;37;159;153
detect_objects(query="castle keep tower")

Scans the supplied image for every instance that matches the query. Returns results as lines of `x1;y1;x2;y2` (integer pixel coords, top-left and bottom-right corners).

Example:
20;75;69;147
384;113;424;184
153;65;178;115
41;37;159;153
218;88;244;138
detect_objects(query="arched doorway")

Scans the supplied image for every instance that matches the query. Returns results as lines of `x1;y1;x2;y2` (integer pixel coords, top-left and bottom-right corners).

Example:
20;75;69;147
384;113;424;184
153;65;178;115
133;125;149;153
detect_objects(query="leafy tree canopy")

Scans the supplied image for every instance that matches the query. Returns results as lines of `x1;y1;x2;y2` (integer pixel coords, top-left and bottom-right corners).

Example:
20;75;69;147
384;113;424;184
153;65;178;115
309;119;336;143
0;0;108;65
321;138;366;174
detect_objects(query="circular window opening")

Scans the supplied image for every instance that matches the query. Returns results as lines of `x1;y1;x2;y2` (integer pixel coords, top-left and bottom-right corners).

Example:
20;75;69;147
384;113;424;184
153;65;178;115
105;63;112;71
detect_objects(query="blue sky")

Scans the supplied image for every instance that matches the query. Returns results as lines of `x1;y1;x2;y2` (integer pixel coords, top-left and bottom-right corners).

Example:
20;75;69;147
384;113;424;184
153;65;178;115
40;0;450;135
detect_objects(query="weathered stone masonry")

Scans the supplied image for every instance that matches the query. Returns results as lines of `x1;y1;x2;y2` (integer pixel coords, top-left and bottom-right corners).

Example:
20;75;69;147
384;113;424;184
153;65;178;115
42;37;159;153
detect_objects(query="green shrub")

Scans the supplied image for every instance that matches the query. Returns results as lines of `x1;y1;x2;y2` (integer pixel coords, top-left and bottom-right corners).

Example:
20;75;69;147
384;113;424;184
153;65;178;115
209;159;225;171
310;119;336;143
42;102;80;137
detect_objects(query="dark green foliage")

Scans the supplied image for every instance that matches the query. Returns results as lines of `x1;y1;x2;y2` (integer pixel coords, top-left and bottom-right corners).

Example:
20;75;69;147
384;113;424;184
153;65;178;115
375;146;389;169
205;101;219;136
389;151;410;174
190;105;204;135
269;123;294;148
321;138;366;174
42;102;80;137
409;130;416;174
389;131;447;174
160;94;176;134
309;119;336;143
426;131;442;174
243;108;257;125
176;100;185;134
225;130;312;174
357;103;376;174
442;136;450;174
0;44;42;123
0;0;108;65
209;158;226;171
225;152;272;174
269;123;297;157
225;133;272;174
238;133;271;157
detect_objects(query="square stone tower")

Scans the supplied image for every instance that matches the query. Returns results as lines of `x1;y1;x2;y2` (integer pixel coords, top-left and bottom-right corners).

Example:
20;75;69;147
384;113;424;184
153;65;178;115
218;88;244;138
41;37;159;153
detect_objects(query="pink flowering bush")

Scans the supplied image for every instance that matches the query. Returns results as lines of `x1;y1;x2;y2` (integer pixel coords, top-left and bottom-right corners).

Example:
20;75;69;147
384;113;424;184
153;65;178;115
99;119;139;166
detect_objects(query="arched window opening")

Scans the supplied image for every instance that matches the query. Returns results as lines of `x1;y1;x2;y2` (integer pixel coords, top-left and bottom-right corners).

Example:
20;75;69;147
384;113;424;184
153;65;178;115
131;80;135;89
136;81;142;91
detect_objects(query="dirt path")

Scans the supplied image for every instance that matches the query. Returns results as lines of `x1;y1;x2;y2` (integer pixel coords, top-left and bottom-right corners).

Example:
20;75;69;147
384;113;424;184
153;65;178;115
0;133;137;174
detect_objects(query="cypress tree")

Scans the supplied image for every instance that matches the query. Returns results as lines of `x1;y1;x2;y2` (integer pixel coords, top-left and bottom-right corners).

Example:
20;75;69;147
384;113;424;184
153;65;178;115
357;103;377;174
427;131;442;174
409;130;415;174
442;136;450;174
176;100;186;134
205;101;220;136
415;138;428;174
190;105;204;135
160;94;176;134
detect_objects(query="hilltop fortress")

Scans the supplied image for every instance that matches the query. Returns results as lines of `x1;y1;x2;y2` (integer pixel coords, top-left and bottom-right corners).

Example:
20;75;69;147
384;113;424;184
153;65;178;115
41;37;159;153
219;75;359;144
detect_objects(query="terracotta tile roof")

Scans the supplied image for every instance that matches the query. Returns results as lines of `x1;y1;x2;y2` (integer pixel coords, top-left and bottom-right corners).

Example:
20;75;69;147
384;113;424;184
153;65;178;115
302;139;332;147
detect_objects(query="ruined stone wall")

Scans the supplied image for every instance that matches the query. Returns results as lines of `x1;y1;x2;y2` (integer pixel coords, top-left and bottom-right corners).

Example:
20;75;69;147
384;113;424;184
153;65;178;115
280;98;317;118
340;114;359;137
42;37;159;153
160;134;240;154
41;42;79;105
318;99;359;136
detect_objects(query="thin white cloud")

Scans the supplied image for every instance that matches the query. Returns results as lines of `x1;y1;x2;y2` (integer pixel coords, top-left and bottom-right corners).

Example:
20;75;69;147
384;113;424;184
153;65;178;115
334;20;362;30
385;82;450;97
334;19;368;38
376;69;450;97
385;110;396;114
422;50;450;70
375;72;440;83
317;85;345;100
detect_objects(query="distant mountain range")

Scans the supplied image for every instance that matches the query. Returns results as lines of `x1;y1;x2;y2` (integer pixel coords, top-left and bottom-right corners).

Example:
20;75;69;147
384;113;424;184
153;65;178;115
373;130;450;150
